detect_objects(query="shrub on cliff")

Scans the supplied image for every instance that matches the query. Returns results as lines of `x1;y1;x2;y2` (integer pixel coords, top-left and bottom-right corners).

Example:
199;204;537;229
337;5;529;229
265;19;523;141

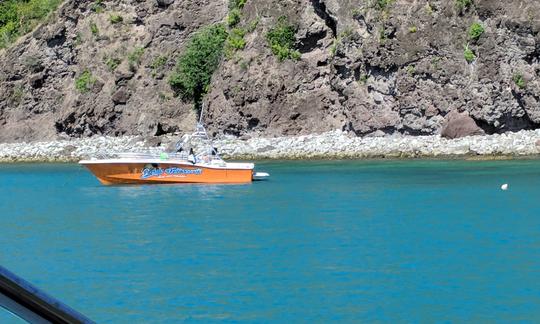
229;0;247;10
224;28;246;58
266;16;301;61
169;24;228;104
513;73;526;89
227;9;241;27
468;22;484;41
464;45;475;63
0;0;63;48
75;70;96;93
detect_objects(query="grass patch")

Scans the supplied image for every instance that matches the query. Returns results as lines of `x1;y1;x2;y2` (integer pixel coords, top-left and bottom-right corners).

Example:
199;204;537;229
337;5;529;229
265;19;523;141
0;0;63;49
151;55;167;70
464;44;475;63
109;14;123;24
75;70;96;93
246;17;260;33
229;0;247;10
128;47;145;70
266;16;301;61
90;21;99;37
225;27;246;58
456;0;473;11
409;26;417;33
406;65;415;75
10;85;24;105
105;57;121;71
169;24;228;105
352;9;363;19
513;73;525;89
227;8;241;27
74;32;83;46
151;55;168;77
357;74;368;85
374;0;394;11
91;0;104;13
468;22;484;40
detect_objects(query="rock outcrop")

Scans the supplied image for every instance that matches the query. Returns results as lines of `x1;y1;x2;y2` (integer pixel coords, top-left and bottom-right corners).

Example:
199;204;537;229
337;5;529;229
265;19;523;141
0;0;539;142
441;110;484;139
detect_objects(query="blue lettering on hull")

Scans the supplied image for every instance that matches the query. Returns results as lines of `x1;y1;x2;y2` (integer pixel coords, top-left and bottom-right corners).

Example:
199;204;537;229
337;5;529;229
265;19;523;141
141;167;203;179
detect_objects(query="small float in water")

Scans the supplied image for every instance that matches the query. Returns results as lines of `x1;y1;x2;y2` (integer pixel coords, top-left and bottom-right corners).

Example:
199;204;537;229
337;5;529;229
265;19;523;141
80;108;269;185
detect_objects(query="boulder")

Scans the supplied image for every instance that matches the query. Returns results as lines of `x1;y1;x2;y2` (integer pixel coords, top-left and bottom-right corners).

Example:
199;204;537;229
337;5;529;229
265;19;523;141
112;88;130;105
441;111;485;139
156;0;174;7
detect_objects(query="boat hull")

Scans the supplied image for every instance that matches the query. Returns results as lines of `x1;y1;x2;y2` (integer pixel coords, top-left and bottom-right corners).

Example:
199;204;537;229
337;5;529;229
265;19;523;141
80;160;254;185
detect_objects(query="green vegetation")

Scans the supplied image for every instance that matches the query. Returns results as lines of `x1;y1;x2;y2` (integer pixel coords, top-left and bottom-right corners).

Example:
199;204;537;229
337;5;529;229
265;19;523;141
169;24;228;105
227;9;241;27
227;0;246;27
239;59;249;70
10;85;24;105
406;65;416;75
109;14;123;24
91;0;104;13
464;45;475;63
358;74;368;85
456;0;473;11
330;28;355;56
151;55;167;70
330;39;338;56
431;56;442;69
468;22;484;40
0;0;63;49
374;0;394;11
266;16;301;61
246;17;260;33
379;26;387;41
409;26;417;33
158;92;172;103
513;73;526;89
74;32;83;47
128;47;145;70
105;57;121;71
90;21;99;37
75;70;96;93
225;28;246;58
229;0;247;10
151;55;168;77
425;2;434;14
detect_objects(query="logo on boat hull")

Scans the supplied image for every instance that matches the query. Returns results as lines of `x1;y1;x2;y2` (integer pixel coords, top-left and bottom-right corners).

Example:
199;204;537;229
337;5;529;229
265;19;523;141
141;167;203;179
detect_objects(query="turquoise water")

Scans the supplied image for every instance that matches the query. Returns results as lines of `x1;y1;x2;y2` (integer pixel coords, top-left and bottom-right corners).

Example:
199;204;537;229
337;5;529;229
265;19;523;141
1;160;540;323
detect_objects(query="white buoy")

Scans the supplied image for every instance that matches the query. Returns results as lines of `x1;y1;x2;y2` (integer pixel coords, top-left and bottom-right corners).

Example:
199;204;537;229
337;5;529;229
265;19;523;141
501;184;508;191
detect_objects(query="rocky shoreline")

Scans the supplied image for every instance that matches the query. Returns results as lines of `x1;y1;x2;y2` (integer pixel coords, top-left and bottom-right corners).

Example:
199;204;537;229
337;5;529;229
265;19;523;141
2;130;540;163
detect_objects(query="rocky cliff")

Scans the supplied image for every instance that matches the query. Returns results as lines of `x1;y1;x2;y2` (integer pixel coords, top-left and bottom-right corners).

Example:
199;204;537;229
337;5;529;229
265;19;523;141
0;0;539;142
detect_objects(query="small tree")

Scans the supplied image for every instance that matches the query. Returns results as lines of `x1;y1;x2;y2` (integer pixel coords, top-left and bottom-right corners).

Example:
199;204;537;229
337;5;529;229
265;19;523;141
169;24;228;109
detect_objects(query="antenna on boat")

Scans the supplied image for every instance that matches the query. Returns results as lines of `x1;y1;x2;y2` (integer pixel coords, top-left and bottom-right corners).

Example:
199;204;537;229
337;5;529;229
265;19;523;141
198;103;205;126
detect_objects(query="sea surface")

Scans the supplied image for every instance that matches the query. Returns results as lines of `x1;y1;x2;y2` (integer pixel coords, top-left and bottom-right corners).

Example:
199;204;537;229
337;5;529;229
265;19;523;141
1;160;540;323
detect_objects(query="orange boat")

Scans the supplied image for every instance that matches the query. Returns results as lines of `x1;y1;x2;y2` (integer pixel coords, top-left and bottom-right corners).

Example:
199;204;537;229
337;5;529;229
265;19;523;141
80;155;261;185
80;110;269;185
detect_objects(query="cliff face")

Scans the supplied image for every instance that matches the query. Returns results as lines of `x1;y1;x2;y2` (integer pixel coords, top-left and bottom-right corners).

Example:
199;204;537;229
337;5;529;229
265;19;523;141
0;0;539;142
0;0;226;142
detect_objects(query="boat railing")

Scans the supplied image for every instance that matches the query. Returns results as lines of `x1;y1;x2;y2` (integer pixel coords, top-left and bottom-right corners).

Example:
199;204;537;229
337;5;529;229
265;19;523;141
104;152;225;164
114;152;189;160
